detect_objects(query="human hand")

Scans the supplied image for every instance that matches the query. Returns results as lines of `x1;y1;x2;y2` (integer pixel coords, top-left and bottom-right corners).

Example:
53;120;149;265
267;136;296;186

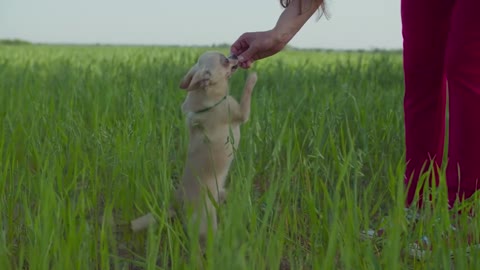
230;29;289;69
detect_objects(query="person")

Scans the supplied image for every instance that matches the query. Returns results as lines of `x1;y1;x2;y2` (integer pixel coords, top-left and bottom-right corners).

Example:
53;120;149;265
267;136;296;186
230;0;480;209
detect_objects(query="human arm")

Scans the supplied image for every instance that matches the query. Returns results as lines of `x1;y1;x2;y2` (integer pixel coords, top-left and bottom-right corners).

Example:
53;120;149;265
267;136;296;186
231;0;325;68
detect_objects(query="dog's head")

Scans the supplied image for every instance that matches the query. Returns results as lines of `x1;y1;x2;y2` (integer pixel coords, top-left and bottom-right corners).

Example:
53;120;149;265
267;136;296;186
179;51;239;92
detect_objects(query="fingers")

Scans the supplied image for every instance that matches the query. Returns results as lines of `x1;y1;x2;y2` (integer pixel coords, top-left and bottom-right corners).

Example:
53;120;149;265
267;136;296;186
246;59;253;67
237;46;257;65
239;59;253;69
230;33;250;55
230;43;241;55
230;32;258;69
239;62;249;69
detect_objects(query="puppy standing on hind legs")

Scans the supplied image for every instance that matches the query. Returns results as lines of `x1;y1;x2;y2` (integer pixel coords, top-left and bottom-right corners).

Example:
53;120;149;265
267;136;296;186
176;51;257;247
129;52;256;242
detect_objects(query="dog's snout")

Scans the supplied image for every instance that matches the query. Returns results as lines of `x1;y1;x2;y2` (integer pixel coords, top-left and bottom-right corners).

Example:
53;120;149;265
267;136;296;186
228;54;238;60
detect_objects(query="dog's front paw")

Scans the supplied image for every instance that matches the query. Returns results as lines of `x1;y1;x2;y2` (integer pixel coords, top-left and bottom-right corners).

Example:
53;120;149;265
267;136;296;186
246;73;258;89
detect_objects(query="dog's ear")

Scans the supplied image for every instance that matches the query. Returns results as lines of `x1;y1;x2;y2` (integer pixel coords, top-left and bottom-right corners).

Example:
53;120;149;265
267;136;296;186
179;64;197;90
179;64;211;91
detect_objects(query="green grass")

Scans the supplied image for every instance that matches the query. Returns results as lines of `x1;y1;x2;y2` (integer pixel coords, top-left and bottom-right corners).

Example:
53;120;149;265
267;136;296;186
0;45;479;269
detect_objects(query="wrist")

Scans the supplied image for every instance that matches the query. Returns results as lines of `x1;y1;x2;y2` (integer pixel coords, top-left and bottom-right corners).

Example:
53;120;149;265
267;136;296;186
271;27;293;47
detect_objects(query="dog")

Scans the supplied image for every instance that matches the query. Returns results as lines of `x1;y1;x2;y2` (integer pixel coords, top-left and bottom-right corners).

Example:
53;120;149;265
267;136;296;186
176;51;257;245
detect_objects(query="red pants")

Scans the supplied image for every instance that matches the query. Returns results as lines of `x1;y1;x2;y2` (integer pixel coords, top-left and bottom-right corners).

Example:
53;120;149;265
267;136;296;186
402;0;480;207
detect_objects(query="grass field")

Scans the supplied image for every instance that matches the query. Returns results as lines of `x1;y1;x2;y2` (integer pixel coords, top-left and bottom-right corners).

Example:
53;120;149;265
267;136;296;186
0;45;478;269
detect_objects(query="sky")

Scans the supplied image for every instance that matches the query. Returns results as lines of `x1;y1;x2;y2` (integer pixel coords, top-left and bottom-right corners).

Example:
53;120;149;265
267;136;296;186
0;0;402;50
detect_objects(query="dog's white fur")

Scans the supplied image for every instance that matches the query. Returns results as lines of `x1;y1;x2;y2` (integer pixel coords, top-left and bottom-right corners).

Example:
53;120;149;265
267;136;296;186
177;51;257;244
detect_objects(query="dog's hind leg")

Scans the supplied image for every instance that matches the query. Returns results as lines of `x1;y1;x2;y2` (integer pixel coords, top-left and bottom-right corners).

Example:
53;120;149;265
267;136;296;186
195;195;218;247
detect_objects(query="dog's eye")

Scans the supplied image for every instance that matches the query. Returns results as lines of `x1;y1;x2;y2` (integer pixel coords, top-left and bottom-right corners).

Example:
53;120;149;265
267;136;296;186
222;57;229;66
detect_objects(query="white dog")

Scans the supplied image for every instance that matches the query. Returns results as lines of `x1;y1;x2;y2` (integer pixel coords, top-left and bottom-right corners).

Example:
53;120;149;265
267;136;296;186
177;51;257;245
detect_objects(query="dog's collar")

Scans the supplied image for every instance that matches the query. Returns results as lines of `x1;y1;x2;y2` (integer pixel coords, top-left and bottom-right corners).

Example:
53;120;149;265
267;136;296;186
194;95;227;114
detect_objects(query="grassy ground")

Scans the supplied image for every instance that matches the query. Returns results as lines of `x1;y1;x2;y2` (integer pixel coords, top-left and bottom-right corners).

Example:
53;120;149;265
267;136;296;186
0;45;479;269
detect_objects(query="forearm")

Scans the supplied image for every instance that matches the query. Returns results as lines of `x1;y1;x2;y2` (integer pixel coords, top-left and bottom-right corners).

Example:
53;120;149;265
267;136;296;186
273;0;324;44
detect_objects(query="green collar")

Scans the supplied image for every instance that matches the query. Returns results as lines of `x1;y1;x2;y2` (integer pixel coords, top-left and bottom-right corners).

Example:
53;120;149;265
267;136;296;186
194;95;227;114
